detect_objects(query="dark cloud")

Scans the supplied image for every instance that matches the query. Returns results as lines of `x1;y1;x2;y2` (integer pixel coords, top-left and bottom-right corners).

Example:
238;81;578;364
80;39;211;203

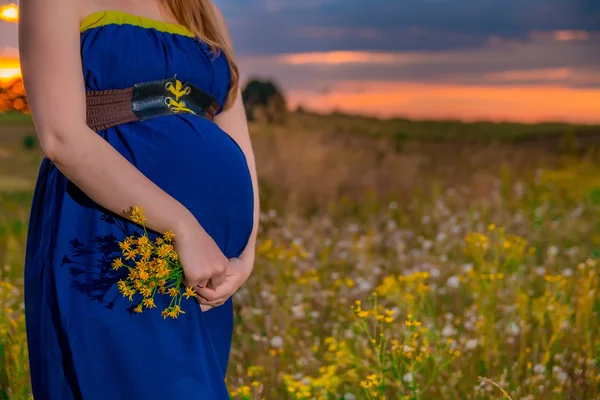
235;32;600;92
215;0;600;55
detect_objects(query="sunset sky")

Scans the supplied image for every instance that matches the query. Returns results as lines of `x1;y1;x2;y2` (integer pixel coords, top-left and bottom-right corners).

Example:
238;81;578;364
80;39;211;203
1;0;599;123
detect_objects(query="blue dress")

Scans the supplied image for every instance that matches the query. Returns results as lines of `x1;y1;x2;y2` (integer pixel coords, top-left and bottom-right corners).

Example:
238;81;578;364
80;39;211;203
24;10;254;400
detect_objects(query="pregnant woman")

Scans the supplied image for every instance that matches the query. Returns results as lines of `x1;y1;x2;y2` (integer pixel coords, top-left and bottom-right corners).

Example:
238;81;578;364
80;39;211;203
19;0;259;398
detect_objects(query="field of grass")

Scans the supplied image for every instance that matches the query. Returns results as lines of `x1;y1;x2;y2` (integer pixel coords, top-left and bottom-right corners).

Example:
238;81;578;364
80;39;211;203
3;109;600;144
289;111;600;145
0;113;599;399
0;113;32;125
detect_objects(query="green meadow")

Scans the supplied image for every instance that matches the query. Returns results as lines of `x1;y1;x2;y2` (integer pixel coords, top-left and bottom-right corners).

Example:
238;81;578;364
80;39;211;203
1;111;600;399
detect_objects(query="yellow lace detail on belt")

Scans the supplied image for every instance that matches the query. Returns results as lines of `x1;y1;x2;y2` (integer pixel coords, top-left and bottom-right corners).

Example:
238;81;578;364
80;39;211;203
164;78;195;115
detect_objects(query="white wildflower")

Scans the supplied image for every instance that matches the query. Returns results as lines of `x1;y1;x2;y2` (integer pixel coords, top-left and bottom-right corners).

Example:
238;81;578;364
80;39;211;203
533;364;545;375
552;366;568;384
462;263;473;273
357;278;372;291
442;324;457;337
270;336;284;349
508;322;520;336
387;220;397;231
347;224;359;234
447;276;460;289
292;304;305;319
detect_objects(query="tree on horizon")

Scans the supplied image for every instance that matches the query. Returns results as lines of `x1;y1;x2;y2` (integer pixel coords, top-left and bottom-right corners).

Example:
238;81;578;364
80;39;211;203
241;78;287;124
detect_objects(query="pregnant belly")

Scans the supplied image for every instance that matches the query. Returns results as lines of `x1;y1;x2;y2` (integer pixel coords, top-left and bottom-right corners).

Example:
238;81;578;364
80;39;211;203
104;115;254;258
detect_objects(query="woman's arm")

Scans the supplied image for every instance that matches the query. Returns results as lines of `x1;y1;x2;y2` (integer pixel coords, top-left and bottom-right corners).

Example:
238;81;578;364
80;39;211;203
211;4;260;270
19;0;197;234
19;0;228;286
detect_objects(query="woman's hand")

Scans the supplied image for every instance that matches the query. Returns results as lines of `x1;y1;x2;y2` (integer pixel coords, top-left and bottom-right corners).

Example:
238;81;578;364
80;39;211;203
173;217;229;289
195;257;253;310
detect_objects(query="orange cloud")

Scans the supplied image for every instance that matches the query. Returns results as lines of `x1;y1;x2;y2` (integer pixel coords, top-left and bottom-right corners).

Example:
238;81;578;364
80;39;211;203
484;68;572;82
277;51;436;65
279;51;398;65
288;81;600;124
554;30;589;42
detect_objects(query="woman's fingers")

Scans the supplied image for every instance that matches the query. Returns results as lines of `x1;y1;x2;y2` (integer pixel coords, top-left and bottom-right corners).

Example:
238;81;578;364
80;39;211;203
195;279;209;289
195;293;225;308
185;260;229;289
184;270;210;289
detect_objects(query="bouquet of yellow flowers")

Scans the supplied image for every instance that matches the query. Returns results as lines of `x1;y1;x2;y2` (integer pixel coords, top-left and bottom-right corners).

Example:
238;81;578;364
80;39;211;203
113;206;196;319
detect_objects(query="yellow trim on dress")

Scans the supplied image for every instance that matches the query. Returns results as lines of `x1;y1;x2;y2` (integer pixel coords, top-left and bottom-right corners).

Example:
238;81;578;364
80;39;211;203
80;10;195;37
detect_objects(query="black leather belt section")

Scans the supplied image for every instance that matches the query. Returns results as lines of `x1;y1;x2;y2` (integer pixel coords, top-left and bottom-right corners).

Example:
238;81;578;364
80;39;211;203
86;76;221;132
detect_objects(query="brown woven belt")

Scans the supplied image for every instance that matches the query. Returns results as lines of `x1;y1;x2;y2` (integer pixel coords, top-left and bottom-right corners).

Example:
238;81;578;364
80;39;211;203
86;76;220;132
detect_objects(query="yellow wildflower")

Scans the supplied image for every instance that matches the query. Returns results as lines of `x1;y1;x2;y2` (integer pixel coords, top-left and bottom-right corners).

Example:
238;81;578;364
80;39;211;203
128;269;138;281
140;248;152;261
163;230;175;242
142;298;156;309
183;287;196;299
124;249;137;261
155;258;167;268
130;206;146;224
117;280;127;294
157;244;171;258
173;305;185;316
137;235;150;246
111;258;124;271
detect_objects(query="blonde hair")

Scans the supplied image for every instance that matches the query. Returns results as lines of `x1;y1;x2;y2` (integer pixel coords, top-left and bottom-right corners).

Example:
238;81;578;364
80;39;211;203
161;0;239;111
